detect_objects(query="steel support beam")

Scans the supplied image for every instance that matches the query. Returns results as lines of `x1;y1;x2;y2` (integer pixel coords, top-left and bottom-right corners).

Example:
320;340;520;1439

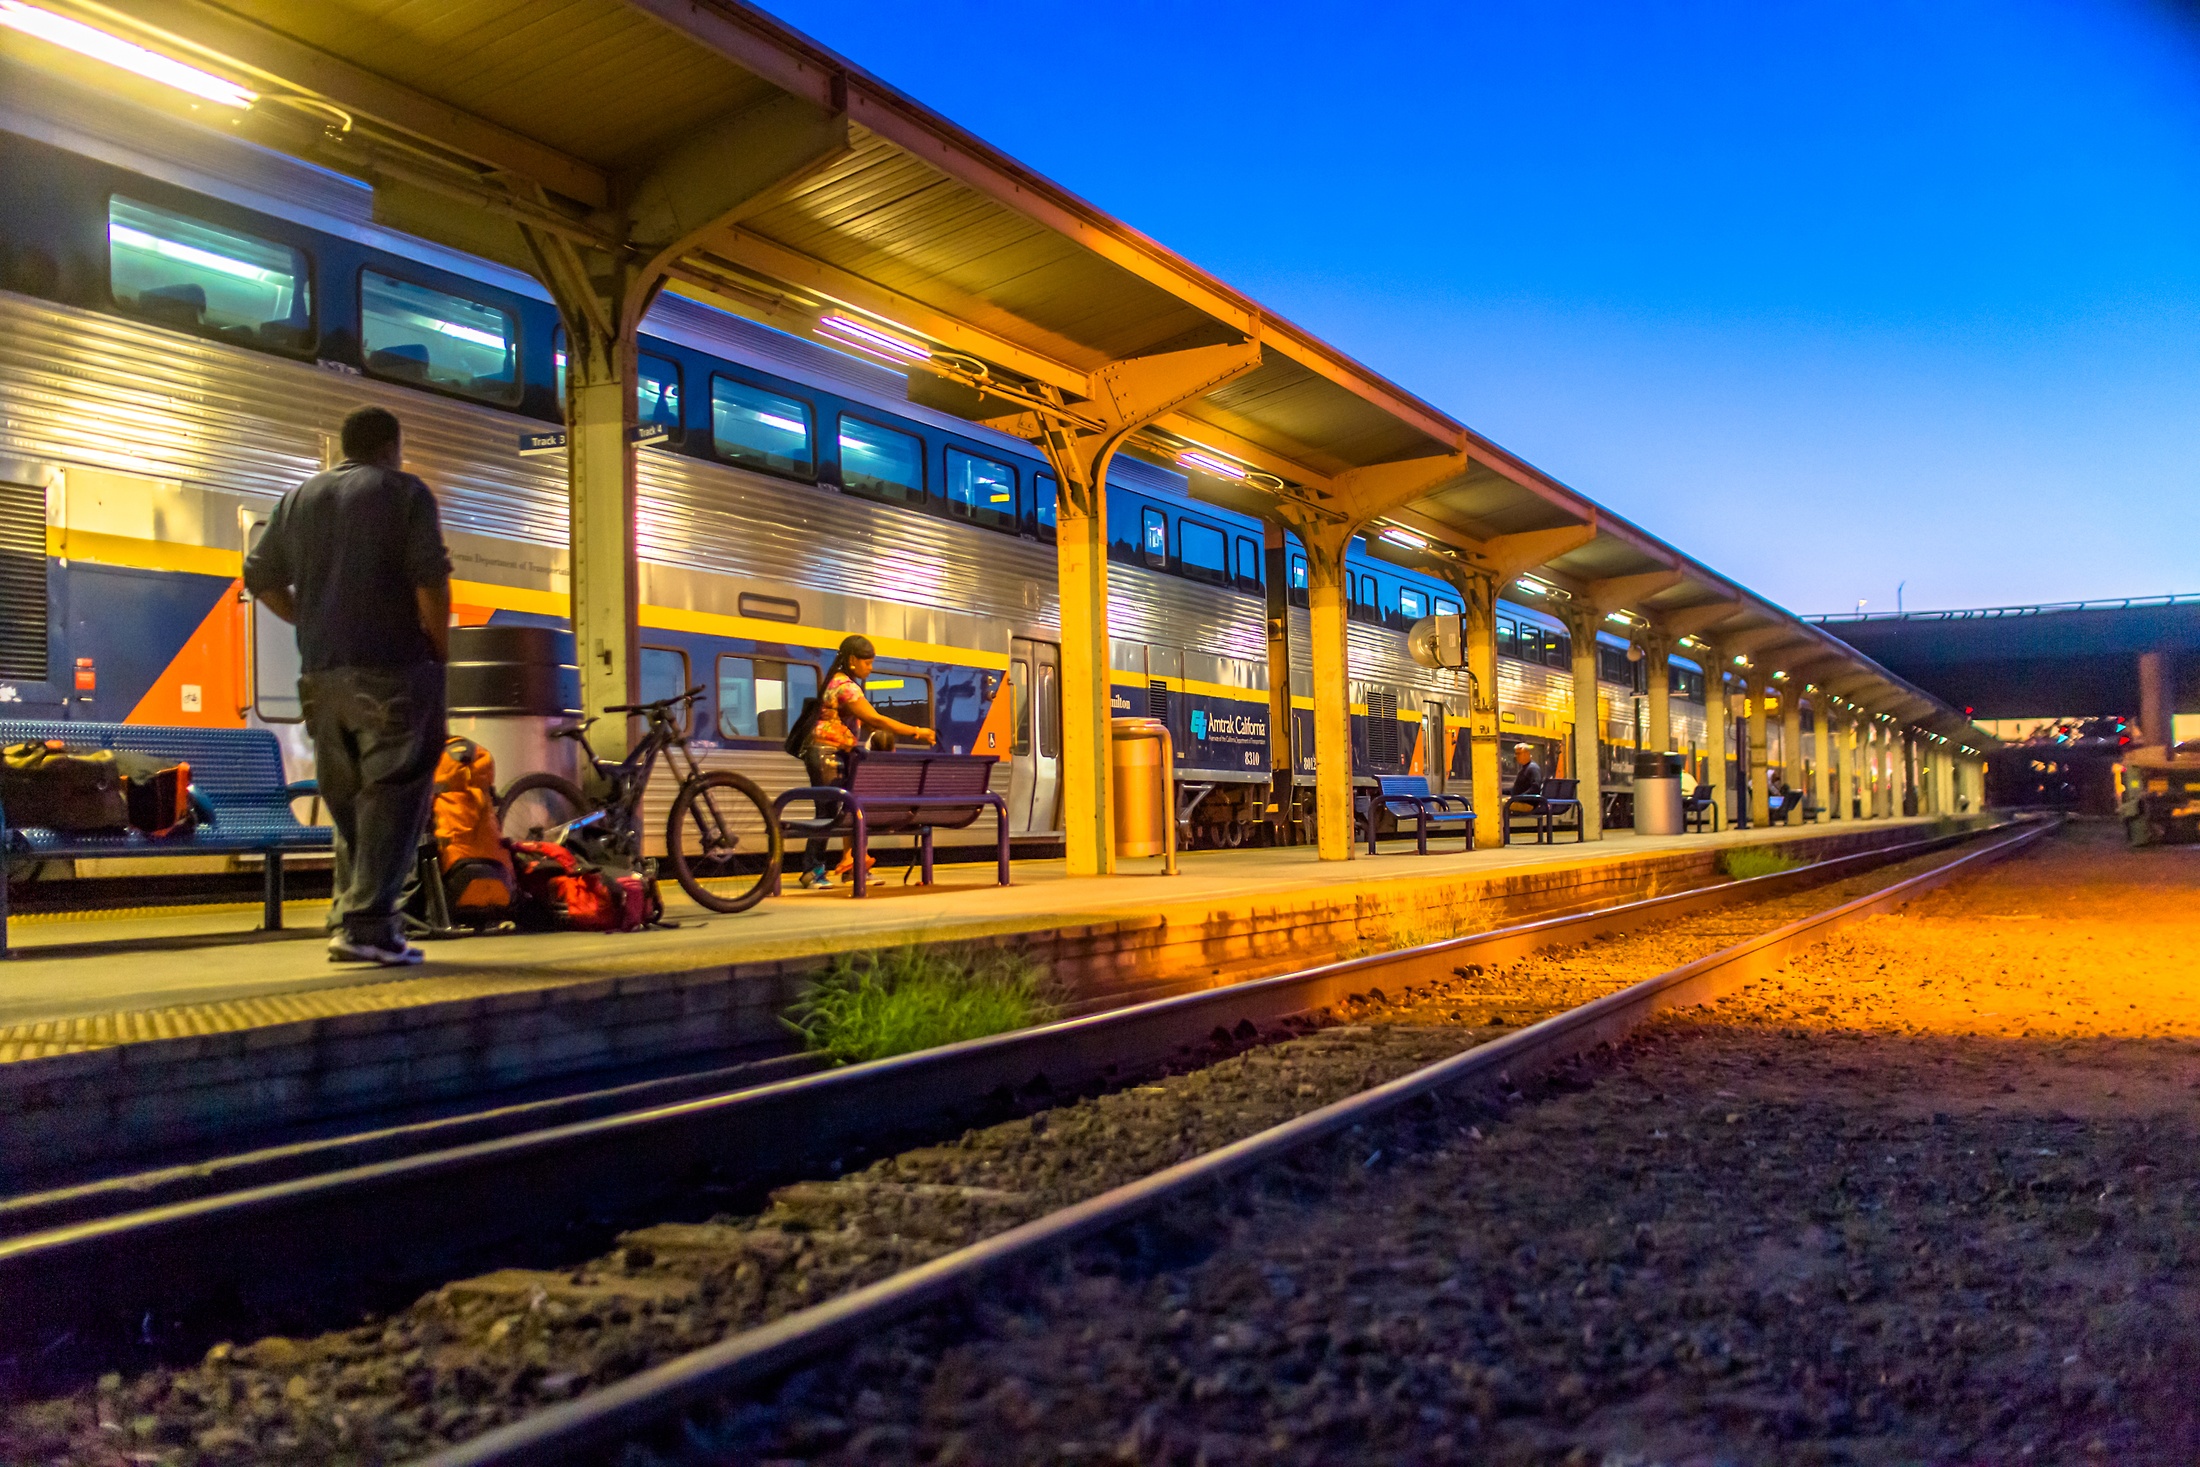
1559;602;1605;839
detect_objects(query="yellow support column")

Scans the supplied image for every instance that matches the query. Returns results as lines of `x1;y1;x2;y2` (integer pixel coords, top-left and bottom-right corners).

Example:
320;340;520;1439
1644;633;1672;757
1563;607;1603;840
1459;571;1505;848
564;327;640;757
1701;650;1731;827
1050;451;1116;877
1301;522;1360;861
1809;694;1833;820
1747;676;1771;829
1024;343;1263;877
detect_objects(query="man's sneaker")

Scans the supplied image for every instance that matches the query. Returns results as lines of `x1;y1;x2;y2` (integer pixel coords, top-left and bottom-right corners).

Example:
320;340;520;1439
328;933;426;966
797;866;835;890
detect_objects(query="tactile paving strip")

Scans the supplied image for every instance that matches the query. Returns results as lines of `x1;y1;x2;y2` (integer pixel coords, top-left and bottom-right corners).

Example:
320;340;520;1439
0;971;591;1064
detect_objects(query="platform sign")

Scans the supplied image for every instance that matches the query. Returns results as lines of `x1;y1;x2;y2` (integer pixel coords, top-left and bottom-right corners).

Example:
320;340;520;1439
518;430;566;458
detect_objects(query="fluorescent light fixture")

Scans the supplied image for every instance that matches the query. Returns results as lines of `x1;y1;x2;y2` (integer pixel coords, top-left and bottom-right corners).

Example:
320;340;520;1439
1176;449;1245;480
817;313;930;364
0;1;256;107
1379;526;1428;551
107;222;285;285
428;317;507;351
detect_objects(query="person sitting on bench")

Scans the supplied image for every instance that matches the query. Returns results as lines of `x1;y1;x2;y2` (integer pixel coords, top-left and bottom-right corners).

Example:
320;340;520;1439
1505;742;1548;832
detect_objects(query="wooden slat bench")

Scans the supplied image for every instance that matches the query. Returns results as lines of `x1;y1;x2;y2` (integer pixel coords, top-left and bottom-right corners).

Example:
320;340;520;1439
769;749;1008;898
0;721;330;954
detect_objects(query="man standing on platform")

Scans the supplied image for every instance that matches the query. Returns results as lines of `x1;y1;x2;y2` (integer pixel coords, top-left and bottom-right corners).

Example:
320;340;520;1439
244;405;451;966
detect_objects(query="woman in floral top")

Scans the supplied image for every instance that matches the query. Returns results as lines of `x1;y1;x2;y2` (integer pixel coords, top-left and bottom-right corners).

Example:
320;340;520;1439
799;633;937;887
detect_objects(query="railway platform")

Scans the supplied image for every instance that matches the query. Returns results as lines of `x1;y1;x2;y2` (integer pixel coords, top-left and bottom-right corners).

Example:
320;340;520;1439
0;816;1960;1175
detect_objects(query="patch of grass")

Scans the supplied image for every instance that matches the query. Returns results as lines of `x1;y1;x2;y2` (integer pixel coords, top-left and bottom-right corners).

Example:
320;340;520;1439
785;945;1058;1064
1719;846;1808;880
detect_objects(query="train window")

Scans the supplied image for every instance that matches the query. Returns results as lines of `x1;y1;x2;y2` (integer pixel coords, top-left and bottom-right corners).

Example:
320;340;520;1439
360;270;518;403
711;376;813;478
1234;536;1262;593
864;671;933;729
1177;516;1228;586
1496;618;1517;659
1289;552;1308;609
1032;472;1058;540
718;654;819;740
1398;586;1427;620
945;447;1016;530
108;197;311;352
553;334;682;429
639;646;692;731
1141;507;1168;569
1008;656;1031;757
1036;660;1060;757
1546;630;1571;667
1435;596;1462;619
839;416;925;504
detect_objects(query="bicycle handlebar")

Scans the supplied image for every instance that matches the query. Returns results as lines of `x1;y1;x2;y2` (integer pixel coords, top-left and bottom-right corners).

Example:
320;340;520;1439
604;684;707;715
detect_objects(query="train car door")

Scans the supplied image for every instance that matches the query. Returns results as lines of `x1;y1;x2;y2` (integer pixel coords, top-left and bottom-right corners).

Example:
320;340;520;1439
1007;637;1063;834
1423;702;1447;792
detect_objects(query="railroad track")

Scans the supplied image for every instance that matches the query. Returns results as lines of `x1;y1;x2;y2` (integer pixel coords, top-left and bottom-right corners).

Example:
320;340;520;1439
0;820;2042;1425
402;817;2055;1467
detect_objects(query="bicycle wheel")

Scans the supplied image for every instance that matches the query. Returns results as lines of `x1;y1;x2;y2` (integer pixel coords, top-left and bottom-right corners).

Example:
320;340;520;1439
498;772;587;844
666;770;780;913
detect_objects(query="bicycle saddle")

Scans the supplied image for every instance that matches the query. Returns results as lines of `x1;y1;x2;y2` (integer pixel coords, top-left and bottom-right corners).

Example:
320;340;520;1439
550;717;598;741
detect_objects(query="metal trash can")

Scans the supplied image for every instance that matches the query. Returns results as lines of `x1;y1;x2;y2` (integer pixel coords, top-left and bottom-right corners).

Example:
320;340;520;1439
1110;716;1178;872
447;624;582;788
1633;750;1685;835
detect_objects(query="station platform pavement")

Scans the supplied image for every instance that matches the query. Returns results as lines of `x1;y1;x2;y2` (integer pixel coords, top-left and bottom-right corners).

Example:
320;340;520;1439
0;816;1959;1172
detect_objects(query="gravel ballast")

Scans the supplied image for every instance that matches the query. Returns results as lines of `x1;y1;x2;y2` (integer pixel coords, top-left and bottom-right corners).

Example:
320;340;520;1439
0;839;2026;1465
704;823;2200;1466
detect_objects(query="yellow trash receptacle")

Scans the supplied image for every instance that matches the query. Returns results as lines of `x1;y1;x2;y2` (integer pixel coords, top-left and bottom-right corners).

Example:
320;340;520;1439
1110;716;1177;872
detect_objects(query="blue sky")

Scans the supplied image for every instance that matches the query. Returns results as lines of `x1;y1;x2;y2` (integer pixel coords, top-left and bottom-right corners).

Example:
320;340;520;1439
759;0;2200;616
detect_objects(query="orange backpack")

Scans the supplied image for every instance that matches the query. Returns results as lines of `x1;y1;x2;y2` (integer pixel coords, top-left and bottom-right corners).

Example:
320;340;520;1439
432;737;516;923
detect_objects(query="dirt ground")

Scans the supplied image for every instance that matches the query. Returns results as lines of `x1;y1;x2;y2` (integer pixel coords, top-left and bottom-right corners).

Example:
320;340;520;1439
715;822;2200;1465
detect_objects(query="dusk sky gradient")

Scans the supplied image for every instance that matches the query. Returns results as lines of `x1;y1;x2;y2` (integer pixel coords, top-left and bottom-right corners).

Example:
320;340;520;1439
758;0;2200;618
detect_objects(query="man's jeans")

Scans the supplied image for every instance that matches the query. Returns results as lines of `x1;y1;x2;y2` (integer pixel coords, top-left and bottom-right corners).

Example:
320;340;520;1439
301;662;446;946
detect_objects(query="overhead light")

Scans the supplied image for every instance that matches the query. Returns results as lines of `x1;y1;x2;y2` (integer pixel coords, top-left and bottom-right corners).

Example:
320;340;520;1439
818;313;931;364
1379;526;1428;551
1176;449;1246;480
0;1;257;107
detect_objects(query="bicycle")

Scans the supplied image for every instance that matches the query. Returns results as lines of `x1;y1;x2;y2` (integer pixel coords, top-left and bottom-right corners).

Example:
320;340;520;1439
495;686;782;914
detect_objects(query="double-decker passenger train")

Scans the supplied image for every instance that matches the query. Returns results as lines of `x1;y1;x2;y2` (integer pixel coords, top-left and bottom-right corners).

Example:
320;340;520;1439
0;67;1707;853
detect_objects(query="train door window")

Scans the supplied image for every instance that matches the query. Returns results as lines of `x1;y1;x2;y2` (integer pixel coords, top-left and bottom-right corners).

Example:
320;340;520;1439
1177;516;1227;585
1141;507;1168;569
717;655;818;739
1036;660;1060;756
710;376;814;478
1031;472;1058;541
1008;655;1031;757
1495;618;1515;659
360;269;518;404
1289;553;1308;608
838;416;925;504
1233;536;1262;593
863;671;933;729
244;518;301;721
109;197;312;352
639;647;691;731
1398;586;1427;620
1546;629;1571;667
945;447;1016;530
1434;595;1462;619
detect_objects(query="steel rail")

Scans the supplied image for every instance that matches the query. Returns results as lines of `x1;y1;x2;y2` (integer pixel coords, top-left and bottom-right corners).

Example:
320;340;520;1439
410;815;2057;1467
0;819;2022;1365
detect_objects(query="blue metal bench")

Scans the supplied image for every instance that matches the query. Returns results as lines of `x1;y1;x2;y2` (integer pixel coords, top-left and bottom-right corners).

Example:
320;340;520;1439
1504;776;1585;844
0;721;329;953
1767;788;1808;825
1683;786;1721;832
769;749;1008;898
1355;774;1475;854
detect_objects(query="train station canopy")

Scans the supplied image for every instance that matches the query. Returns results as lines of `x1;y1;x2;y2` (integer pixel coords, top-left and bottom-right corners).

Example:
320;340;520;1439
1;0;1989;748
